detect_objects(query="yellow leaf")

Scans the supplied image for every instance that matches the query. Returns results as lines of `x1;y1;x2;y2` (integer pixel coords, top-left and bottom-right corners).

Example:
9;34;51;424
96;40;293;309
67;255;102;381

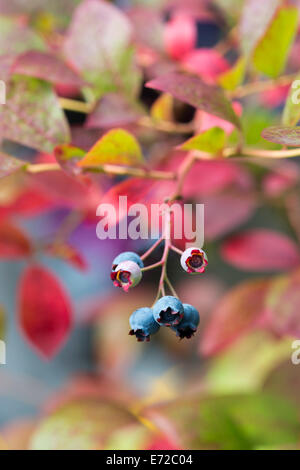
78;128;144;167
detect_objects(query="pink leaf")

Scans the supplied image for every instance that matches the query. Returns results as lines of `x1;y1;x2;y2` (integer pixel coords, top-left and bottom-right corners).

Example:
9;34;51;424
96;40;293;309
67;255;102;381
147;72;241;129
201;279;271;356
265;269;300;338
100;177;175;226
86;93;142;129
204;192;257;241
182;160;251;198
11;51;86;87
18;265;72;359
221;229;300;271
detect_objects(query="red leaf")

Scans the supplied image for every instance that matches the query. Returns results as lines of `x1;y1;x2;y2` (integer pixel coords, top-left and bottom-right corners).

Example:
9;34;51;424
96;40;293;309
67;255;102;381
0;221;31;258
18;265;72;359
221;229;300;271
11;51;86;87
201;279;271;356
31;153;102;211
0;187;55;220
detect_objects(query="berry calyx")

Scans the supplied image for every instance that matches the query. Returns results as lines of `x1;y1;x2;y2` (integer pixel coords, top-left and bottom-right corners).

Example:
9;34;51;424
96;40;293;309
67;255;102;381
129;307;160;342
111;260;142;292
172;304;200;339
153;296;184;327
180;247;208;274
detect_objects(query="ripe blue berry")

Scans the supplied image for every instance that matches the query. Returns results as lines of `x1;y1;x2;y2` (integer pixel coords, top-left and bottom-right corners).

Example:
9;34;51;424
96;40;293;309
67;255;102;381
180;247;208;274
111;260;142;292
172;304;200;339
153;296;184;327
112;251;144;271
129;307;160;342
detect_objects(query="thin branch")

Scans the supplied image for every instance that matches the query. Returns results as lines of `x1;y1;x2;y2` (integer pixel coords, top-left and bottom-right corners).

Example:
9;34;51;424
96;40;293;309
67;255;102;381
141;261;164;272
165;275;179;298
140;236;164;261
170;245;184;256
27;162;176;180
229;72;297;99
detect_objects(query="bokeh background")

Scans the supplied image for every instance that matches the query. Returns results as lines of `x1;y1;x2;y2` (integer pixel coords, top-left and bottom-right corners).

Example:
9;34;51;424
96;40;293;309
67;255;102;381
0;0;300;450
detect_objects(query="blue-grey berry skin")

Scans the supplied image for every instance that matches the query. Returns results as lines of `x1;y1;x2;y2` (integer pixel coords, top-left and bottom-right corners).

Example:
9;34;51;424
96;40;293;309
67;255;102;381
172;304;200;339
129;307;160;342
112;252;144;271
153;296;184;327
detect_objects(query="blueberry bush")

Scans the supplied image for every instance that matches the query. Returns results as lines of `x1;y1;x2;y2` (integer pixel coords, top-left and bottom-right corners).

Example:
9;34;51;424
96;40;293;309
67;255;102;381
0;0;300;451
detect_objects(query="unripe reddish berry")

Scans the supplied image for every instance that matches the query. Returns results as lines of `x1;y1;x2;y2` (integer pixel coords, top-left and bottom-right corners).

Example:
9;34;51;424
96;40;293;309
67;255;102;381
180;247;208;274
111;260;142;292
164;14;197;61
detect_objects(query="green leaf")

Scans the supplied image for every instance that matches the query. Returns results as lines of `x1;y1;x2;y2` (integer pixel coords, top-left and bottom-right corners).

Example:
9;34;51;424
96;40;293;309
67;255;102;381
204;331;292;395
262;126;300;147
179;127;226;154
0;76;70;153
241;107;279;148
78;129;144;168
218;57;246;91
240;0;281;57
253;6;299;78
30;399;151;450
147;72;242;129
0;16;46;55
282;79;300;126
199;393;300;450
0;153;27;179
54;144;85;175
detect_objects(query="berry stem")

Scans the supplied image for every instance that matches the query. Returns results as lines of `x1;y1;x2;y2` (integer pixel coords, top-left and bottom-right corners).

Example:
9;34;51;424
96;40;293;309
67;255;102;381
165;275;179;298
170;245;184;256
141;261;164;272
140;236;164;261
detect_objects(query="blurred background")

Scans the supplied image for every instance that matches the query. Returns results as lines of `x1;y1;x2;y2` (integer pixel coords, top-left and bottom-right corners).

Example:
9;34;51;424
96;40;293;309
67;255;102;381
0;0;300;450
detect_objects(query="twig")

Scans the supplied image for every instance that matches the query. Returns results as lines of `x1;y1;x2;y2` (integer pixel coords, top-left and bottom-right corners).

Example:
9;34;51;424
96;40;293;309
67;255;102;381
141;236;164;260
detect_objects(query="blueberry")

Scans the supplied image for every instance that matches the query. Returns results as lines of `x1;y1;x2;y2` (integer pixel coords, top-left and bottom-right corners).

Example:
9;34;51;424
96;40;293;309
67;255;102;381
112;251;144;271
172;304;200;339
180;247;208;274
111;260;142;292
153;296;184;327
129;307;160;342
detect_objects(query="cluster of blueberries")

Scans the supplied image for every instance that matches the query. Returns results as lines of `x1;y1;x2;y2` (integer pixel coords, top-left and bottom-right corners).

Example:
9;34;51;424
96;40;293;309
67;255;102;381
110;248;208;342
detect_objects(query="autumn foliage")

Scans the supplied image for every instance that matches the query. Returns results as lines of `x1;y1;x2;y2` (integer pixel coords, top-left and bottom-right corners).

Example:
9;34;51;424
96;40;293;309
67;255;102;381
0;0;300;451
